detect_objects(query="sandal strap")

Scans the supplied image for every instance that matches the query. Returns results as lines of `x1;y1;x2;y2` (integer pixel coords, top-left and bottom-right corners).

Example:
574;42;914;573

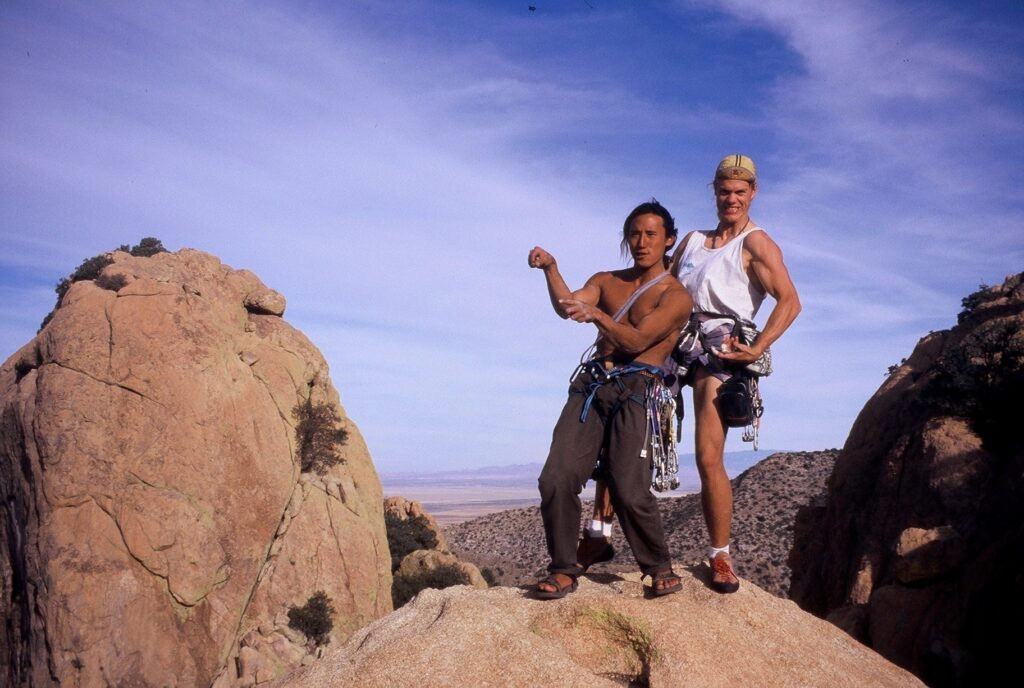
539;574;576;591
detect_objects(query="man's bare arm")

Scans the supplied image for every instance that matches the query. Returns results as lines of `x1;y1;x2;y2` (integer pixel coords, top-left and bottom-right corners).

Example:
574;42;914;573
529;246;600;319
561;284;693;354
717;231;801;364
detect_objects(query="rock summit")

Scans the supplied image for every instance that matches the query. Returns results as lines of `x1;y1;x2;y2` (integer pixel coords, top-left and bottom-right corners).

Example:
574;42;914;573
0;248;392;686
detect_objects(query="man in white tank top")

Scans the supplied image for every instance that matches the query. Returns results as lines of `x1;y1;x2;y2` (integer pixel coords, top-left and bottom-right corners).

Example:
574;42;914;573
579;155;801;594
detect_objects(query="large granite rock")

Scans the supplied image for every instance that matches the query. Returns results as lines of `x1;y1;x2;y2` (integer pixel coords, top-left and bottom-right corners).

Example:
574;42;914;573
0;249;392;687
395;550;488;590
789;273;1024;687
384;495;449;552
273;571;923;688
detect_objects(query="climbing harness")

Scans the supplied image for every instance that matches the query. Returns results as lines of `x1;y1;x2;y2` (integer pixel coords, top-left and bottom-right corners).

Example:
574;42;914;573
569;360;658;423
569;360;682;493
674;312;772;378
674;312;767;449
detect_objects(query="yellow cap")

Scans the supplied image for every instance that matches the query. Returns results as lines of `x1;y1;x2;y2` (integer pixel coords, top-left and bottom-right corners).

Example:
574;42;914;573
715;154;757;183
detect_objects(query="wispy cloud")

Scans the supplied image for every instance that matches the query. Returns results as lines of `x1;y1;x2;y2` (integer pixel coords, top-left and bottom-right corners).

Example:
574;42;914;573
2;0;1021;470
675;0;1023;310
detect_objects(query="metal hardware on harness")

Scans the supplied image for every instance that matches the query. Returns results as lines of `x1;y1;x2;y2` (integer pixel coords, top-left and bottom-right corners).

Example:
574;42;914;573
646;377;680;492
740;376;764;449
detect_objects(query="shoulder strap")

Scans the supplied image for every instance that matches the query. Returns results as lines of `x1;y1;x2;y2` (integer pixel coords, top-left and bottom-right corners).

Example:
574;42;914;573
579;270;671;364
738;226;765;246
670;231;707;274
611;271;669;322
579;270;670;364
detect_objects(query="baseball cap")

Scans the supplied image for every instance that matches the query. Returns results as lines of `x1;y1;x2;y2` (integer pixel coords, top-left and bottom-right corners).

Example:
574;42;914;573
715;154;757;183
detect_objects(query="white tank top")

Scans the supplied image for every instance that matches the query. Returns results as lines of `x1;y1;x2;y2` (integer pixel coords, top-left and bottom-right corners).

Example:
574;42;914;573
673;227;766;326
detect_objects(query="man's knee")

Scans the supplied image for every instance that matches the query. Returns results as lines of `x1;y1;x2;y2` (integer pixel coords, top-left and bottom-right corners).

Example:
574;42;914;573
695;445;725;468
538;467;583;503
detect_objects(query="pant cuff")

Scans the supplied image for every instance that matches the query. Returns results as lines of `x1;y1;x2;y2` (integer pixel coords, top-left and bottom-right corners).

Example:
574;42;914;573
639;560;673;576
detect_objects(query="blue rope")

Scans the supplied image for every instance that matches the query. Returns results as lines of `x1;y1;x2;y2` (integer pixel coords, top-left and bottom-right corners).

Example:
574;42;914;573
573;361;664;422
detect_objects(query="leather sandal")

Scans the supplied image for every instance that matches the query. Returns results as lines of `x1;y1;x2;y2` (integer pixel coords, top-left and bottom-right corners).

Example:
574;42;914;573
649;569;682;597
534;573;578;600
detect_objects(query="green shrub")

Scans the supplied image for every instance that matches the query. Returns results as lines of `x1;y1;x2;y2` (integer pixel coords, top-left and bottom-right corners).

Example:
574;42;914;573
384;512;438;571
391;563;469;608
958;283;993;323
38;237;169;332
925;318;1024;455
292;398;348;474
95;273;128;292
287;591;335;647
885;358;907;377
577;605;662;685
38;310;57;333
125;237;167;257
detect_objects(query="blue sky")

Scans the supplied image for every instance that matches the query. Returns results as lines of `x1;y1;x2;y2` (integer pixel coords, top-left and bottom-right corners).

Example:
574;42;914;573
3;0;1022;473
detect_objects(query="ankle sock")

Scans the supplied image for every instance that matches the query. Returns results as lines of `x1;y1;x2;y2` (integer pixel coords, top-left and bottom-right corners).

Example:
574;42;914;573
588;519;613;538
708;544;730;560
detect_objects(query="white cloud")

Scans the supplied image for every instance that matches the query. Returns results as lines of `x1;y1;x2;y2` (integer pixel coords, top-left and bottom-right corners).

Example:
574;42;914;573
2;0;1021;471
1;1;680;470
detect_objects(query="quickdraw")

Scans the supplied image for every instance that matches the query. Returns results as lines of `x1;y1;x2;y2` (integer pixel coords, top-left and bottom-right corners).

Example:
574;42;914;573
643;375;680;493
741;375;764;450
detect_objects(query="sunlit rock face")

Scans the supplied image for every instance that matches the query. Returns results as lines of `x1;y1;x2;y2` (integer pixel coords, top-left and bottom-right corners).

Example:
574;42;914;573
0;248;392;687
789;273;1024;688
275;572;924;688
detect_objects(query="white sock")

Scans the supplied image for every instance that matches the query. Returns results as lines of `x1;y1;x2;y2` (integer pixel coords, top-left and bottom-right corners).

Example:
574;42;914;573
708;544;730;560
602;521;613;537
587;519;613;538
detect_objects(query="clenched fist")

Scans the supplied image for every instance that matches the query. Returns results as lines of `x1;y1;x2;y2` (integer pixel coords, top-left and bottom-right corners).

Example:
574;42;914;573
528;246;556;270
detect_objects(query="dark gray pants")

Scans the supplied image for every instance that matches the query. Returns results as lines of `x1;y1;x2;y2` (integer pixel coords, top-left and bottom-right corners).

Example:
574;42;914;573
538;368;671;576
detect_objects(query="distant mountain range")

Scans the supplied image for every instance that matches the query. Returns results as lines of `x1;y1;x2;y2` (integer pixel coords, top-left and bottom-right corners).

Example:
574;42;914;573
380;449;781;493
444;450;840;593
380;450;788;526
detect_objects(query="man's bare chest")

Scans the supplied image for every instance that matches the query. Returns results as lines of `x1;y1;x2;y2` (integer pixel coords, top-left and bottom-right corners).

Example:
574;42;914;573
599;284;663;324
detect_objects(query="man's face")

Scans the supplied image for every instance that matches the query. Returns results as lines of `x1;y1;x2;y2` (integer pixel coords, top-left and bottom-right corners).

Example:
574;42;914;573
715;179;757;224
628;213;673;269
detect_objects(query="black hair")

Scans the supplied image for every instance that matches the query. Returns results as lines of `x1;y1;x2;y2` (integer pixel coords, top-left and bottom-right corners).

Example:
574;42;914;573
620;198;678;262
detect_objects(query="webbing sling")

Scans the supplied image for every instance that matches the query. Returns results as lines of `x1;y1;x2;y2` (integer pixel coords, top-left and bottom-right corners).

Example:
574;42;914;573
580;271;671;363
610;271;670;322
572;361;664;423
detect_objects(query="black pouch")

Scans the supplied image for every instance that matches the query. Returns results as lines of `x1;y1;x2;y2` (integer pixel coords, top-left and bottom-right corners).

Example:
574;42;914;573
717;374;754;427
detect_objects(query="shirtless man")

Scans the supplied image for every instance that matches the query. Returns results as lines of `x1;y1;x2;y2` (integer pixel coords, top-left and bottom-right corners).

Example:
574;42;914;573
579;155;801;593
528;200;692;599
